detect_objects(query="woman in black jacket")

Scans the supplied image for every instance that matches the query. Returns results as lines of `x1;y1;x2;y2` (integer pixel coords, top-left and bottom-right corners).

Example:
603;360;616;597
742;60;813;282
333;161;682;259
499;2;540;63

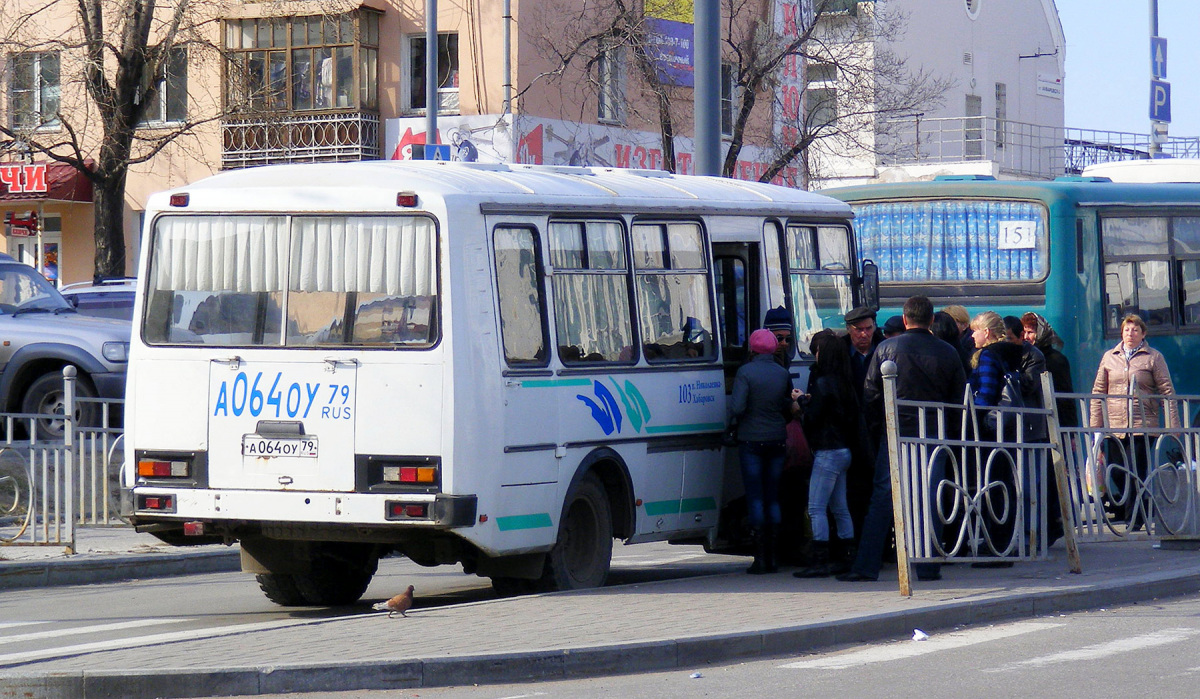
795;332;860;577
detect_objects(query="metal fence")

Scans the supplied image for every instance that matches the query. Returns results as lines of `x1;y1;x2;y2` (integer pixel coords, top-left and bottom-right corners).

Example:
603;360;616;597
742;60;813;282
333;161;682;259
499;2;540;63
877;116;1200;180
0;367;125;552
882;363;1200;595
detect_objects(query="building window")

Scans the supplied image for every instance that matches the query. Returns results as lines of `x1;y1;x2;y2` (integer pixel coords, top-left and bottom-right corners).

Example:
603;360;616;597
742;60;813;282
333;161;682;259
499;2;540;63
597;45;622;124
224;11;380;113
142;48;188;124
407;33;459;113
805;62;837;128
965;93;983;158
720;63;736;137
994;82;1007;148
9;52;60;130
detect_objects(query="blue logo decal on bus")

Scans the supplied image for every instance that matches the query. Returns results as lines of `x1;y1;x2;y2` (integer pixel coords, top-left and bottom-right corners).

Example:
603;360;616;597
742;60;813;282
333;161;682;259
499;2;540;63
577;378;653;435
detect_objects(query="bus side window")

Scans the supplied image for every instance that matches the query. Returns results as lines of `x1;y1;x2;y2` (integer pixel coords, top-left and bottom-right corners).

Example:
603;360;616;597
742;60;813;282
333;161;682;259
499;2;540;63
548;220;635;364
494;226;549;366
631;221;716;363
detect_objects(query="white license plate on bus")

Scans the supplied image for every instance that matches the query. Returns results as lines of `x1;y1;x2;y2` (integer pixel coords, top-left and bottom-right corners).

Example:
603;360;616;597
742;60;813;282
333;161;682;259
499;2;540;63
242;436;319;458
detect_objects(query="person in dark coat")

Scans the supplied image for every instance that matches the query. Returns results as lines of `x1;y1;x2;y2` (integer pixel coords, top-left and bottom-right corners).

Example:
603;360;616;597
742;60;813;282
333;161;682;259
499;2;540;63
730;329;797;574
943;304;977;374
838;307;883;546
837;296;967;583
1022;312;1072;546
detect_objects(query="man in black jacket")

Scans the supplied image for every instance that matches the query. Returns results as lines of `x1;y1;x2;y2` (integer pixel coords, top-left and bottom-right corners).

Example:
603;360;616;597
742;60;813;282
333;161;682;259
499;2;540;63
838;296;967;583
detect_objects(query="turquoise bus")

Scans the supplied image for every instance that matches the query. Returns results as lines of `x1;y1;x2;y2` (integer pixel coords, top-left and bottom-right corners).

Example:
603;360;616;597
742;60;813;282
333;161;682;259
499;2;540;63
826;175;1200;396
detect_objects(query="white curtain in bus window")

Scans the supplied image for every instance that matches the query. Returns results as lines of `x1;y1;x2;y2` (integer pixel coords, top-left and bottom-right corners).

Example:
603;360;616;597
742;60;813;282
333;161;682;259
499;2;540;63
632;222;715;362
550;221;633;363
147;216;289;345
852;200;1048;282
1101;217;1171;330
494;227;547;365
786;224;852;352
288;216;436;345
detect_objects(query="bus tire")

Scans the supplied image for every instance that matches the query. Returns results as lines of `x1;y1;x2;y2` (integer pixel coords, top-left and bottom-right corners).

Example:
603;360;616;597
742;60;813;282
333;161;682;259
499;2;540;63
543;471;613;591
256;573;307;607
292;542;379;606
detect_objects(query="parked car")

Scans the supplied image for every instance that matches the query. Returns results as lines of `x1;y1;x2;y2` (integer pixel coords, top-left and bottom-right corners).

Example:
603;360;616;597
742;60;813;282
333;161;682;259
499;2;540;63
0;255;131;439
59;277;137;321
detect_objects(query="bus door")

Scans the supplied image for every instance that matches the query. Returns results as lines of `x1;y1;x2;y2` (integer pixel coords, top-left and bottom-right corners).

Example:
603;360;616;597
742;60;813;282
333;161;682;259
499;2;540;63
713;242;761;391
207;357;359;492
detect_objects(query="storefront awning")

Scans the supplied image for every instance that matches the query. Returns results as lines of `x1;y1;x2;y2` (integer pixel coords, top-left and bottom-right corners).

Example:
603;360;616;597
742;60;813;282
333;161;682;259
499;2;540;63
0;161;93;204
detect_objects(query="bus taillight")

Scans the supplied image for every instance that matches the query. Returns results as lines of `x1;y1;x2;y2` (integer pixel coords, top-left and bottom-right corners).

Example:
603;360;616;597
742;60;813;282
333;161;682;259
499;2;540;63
385;501;429;521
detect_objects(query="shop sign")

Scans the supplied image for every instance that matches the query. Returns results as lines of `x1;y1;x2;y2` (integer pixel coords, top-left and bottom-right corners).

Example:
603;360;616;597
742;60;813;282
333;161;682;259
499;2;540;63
0;163;49;195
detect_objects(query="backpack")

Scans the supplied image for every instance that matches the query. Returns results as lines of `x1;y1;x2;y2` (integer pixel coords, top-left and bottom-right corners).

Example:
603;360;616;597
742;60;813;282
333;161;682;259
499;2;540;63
985;370;1036;441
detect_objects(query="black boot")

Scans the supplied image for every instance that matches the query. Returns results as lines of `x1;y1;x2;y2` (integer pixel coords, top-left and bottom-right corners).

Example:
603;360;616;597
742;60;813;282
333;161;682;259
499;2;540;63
764;524;779;573
830;538;856;576
793;540;832;578
747;529;768;574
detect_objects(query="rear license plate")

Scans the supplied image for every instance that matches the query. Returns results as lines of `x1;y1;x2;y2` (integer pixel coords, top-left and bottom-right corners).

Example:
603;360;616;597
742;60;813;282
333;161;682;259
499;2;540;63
242;436;319;458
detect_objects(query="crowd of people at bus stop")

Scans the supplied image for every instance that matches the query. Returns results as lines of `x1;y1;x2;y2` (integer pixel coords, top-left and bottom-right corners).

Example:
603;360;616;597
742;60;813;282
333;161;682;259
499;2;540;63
729;295;1178;581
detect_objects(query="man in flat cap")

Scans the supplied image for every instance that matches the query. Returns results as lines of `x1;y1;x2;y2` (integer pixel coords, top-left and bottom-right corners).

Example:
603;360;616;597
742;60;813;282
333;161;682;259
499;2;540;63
843;307;882;401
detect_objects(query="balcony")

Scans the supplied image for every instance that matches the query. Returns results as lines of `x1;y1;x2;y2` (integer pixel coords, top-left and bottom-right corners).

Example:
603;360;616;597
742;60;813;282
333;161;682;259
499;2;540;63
877;115;1200;179
221;111;381;170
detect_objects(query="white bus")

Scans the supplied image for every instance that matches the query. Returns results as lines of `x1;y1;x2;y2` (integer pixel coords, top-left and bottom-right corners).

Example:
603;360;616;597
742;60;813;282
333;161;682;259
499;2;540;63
125;160;873;605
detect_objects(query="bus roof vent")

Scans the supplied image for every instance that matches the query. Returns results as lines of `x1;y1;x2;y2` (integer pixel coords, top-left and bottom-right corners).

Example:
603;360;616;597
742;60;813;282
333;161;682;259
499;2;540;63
933;174;996;181
1054;175;1113;183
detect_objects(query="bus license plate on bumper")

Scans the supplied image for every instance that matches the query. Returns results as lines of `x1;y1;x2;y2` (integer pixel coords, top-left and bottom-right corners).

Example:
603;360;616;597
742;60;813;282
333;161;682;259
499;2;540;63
242;436;319;458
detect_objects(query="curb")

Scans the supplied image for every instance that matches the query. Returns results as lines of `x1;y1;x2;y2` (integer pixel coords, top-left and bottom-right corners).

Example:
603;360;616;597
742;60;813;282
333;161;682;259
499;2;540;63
4;565;1200;699
0;549;241;591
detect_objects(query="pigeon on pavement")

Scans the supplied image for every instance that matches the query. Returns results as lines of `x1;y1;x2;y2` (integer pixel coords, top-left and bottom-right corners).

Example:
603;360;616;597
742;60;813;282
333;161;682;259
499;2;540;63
372;585;415;618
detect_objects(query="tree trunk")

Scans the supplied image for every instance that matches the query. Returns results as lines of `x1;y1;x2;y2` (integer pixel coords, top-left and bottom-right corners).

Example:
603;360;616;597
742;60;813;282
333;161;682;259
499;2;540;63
92;173;127;280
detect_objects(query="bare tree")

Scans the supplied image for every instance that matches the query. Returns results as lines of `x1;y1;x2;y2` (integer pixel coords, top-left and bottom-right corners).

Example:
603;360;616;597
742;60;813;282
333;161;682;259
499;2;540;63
522;0;950;186
0;0;232;278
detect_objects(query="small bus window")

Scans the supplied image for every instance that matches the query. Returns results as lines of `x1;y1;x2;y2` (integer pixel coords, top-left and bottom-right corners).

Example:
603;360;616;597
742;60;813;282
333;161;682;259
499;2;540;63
494;227;548;366
632;222;715;362
549;220;634;364
785;223;853;352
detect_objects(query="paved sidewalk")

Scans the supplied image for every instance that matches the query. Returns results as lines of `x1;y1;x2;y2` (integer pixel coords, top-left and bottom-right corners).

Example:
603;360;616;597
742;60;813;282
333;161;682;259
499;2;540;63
3;529;1200;699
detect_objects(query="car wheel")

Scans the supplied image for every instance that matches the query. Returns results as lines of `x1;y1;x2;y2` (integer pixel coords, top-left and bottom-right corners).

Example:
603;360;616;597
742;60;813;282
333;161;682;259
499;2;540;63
20;371;97;441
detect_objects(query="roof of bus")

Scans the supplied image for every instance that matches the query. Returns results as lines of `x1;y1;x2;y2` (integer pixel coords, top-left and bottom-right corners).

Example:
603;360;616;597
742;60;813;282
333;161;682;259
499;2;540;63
822;177;1200;210
148;161;853;218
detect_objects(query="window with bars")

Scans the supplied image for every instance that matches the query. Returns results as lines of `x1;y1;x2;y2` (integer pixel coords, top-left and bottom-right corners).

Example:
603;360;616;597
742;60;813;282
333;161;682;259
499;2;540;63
9;52;60;130
223;11;380;113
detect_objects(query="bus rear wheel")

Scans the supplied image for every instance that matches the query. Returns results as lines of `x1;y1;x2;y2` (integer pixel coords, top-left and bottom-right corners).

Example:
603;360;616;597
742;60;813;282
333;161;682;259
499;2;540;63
256;573;307;606
291;542;379;606
543;472;613;591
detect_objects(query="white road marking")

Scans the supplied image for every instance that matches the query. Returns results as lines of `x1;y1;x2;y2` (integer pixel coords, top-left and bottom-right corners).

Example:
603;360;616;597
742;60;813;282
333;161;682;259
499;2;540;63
0;614;373;667
0;622;41;630
0;619;190;645
779;621;1063;670
616;553;709;566
986;627;1200;672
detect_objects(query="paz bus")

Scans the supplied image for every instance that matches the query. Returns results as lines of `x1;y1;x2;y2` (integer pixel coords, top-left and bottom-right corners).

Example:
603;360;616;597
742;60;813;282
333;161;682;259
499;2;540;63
826;175;1200;395
125;160;873;605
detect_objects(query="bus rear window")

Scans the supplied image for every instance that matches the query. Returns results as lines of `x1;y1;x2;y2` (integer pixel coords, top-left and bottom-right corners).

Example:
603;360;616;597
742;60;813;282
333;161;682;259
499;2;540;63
143;215;438;347
852;200;1049;283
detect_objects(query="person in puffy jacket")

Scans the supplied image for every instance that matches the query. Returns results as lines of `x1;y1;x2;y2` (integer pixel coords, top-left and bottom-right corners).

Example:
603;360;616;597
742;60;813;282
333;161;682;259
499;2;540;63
730;328;798;574
1090;313;1177;529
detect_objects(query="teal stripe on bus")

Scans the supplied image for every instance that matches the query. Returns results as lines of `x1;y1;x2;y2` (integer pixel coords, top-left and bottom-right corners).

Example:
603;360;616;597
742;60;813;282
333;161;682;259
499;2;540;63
643;497;718;516
520;378;593;388
644;422;725;434
496;513;554;531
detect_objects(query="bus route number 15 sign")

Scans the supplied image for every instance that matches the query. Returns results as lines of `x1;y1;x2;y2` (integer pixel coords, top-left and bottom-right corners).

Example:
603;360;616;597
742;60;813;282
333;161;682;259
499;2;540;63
998;221;1037;250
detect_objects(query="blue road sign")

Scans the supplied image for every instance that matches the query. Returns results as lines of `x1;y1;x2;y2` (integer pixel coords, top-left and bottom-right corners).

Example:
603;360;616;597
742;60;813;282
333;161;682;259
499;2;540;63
1152;36;1167;80
411;144;452;161
1151;80;1172;123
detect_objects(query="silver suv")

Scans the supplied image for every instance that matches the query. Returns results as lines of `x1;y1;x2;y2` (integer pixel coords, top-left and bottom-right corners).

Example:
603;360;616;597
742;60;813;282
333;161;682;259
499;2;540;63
0;255;130;439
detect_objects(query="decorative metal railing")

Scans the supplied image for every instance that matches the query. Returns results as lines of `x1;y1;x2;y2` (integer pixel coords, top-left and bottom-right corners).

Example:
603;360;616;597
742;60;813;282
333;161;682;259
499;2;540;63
221;111;381;170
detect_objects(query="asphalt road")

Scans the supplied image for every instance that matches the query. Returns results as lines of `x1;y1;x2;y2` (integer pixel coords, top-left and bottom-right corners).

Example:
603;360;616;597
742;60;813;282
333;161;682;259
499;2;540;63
0;541;747;668
249;593;1200;699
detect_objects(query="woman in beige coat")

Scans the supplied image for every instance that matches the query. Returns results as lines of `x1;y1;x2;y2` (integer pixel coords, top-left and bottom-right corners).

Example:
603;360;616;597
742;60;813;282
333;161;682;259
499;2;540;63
1089;313;1177;528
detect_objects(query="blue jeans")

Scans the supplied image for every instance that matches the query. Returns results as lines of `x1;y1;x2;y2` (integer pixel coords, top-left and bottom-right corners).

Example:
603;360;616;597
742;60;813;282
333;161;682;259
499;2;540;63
851;437;943;579
808;448;853;542
739;440;786;529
